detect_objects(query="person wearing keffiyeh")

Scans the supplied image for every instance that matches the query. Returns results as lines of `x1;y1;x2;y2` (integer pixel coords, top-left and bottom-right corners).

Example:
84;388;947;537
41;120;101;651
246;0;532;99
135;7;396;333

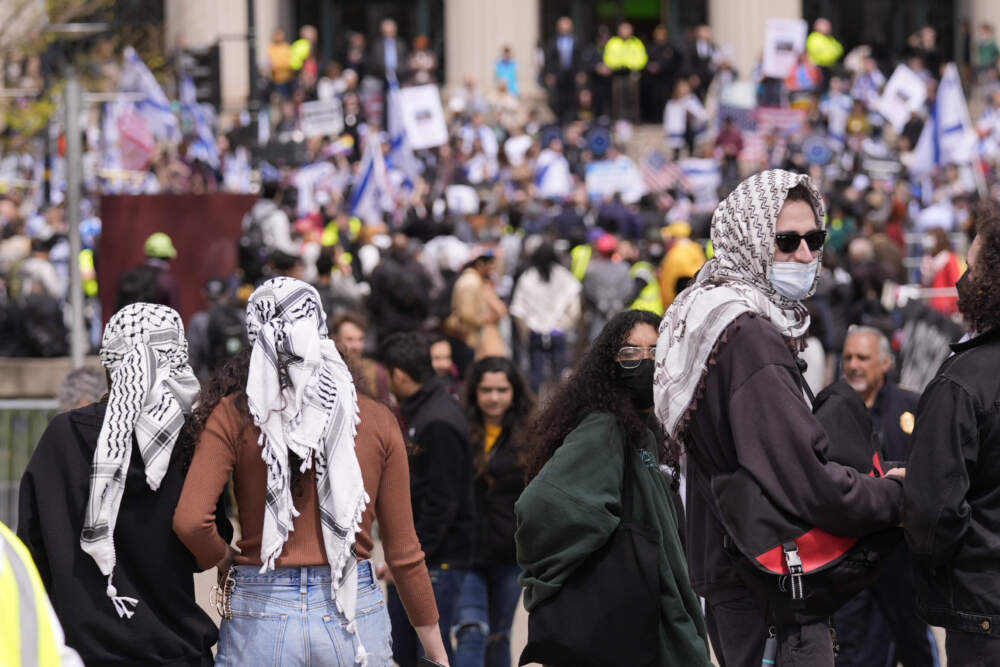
175;277;449;666
17;302;226;665
652;170;906;667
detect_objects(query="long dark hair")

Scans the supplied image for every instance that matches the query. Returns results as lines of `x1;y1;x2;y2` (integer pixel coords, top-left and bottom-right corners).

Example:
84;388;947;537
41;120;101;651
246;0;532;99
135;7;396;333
176;346;310;493
523;310;678;486
464;356;535;477
529;240;560;283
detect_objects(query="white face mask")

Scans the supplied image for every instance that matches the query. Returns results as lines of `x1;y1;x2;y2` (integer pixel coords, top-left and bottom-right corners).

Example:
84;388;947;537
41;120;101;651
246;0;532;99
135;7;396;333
770;258;820;301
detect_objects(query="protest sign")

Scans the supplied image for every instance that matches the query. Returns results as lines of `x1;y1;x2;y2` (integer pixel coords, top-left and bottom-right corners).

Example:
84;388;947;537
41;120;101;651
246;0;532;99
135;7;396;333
300;99;344;139
399;84;449;150
585;156;647;203
875;64;927;131
763;18;808;78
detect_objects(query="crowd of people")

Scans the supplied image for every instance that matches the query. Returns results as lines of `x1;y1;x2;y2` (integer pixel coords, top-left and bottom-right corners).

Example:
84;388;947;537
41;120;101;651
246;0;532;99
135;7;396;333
2;10;1000;667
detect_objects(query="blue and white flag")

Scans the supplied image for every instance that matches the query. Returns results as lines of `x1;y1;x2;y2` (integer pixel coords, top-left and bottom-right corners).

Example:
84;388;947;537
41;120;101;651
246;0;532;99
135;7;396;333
910;63;978;176
351;132;394;224
180;75;219;167
119;46;180;142
385;75;422;189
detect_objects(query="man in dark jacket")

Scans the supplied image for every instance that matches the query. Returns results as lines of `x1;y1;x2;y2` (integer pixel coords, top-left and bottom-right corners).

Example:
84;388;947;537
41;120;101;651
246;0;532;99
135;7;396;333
654;171;906;667
367;236;432;345
905;205;1000;665
834;325;936;667
544;16;583;124
380;332;476;667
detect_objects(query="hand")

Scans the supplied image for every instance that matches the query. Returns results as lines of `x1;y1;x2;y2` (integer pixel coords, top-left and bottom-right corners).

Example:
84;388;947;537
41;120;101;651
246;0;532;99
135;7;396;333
885;467;906;479
375;562;394;585
216;545;237;586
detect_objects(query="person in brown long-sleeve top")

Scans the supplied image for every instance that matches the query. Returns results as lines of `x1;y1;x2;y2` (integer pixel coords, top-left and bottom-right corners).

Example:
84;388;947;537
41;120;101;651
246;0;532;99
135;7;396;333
173;277;449;666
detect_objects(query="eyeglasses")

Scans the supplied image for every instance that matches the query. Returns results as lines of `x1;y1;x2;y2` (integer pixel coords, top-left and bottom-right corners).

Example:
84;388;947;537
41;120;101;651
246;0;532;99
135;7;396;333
774;229;827;254
617;346;656;369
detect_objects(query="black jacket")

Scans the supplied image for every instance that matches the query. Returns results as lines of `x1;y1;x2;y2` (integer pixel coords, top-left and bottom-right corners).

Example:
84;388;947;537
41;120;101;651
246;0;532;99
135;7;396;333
399;376;477;566
683;314;904;600
904;328;1000;636
474;428;526;565
869;382;920;464
367;252;431;342
17;403;228;666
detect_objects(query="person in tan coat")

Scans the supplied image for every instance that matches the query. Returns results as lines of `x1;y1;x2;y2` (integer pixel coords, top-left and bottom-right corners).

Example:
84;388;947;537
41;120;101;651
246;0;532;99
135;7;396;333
447;251;507;359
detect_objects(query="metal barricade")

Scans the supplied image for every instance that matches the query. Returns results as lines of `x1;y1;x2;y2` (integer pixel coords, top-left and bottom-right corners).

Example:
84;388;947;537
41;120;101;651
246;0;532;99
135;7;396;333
0;399;58;530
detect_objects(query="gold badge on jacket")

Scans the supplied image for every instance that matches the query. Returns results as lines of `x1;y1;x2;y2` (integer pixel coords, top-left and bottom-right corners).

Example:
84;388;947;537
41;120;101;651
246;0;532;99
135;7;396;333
900;411;915;435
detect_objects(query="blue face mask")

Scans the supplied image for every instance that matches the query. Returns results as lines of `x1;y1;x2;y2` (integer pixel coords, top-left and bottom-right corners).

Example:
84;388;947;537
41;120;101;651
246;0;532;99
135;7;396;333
769;258;819;301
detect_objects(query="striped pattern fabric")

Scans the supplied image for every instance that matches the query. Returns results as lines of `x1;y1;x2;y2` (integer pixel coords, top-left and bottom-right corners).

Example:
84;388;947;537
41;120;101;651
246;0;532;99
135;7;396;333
654;170;826;440
245;278;369;637
81;303;199;618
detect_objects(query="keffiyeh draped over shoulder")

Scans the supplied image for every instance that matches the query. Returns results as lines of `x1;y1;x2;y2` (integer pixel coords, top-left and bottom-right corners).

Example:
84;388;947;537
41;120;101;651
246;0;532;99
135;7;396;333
81;303;200;618
653;169;826;440
245;277;369;653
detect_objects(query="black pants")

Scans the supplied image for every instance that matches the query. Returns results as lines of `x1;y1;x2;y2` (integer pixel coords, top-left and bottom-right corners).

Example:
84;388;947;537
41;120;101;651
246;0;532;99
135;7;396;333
706;589;835;667
833;543;935;666
946;631;1000;667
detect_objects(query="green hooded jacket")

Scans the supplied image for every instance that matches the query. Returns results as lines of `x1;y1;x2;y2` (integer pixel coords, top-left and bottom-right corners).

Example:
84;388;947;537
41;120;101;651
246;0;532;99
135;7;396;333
515;412;710;665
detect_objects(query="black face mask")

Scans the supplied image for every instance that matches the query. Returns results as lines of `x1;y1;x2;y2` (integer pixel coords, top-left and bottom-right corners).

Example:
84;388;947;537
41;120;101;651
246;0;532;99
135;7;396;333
618;358;655;410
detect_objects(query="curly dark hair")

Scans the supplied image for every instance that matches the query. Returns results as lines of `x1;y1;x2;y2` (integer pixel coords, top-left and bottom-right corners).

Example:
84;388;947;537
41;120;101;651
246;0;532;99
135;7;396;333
175;346;310;494
464;356;535;478
958;202;1000;334
523;309;679;487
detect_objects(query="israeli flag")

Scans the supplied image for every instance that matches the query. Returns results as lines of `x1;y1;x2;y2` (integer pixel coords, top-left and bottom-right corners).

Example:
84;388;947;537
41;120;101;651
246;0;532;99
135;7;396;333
910;63;978;175
385;74;422;189
351;132;394;224
119;46;180;142
180;75;220;168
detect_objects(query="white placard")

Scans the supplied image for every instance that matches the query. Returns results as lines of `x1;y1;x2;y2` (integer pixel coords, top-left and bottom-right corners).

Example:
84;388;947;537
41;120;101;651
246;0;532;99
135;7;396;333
762;18;807;79
399;84;449;150
875;64;927;131
300;98;344;138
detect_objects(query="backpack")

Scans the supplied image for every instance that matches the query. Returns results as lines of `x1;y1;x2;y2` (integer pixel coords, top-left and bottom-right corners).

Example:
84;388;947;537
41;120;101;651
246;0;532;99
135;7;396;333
17;294;69;357
206;303;247;372
701;380;901;625
116;264;162;311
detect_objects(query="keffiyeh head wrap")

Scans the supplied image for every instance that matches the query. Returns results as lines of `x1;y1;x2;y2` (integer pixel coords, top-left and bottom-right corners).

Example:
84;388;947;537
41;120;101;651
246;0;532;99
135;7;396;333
81;303;200;618
654;169;826;439
245;277;369;660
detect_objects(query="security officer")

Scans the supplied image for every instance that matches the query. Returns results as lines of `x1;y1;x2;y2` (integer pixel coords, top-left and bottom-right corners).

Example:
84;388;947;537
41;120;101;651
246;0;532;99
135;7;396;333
603;21;647;123
1;521;82;666
834;325;937;667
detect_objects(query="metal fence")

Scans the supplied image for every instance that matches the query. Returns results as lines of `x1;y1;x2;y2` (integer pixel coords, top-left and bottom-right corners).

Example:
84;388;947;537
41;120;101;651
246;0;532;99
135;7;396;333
0;399;58;530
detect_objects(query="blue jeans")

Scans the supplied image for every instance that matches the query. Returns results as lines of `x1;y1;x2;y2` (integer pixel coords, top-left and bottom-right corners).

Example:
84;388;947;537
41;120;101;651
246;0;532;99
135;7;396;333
528;331;567;393
387;564;467;667
453;563;523;667
216;560;393;666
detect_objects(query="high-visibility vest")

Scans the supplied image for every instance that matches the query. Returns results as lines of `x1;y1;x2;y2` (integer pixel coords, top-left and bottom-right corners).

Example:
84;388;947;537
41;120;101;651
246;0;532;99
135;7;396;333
603;36;648;71
806;32;843;67
290;38;312;70
79;249;98;298
570;244;592;281
0;522;63;667
628;261;664;315
321;217;363;247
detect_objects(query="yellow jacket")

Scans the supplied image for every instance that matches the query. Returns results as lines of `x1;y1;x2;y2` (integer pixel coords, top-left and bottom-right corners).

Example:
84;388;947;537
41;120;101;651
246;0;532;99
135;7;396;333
603;36;648;71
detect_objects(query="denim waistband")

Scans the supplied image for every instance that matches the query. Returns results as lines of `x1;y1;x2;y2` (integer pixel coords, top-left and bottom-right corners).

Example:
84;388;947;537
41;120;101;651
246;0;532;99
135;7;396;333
232;560;373;586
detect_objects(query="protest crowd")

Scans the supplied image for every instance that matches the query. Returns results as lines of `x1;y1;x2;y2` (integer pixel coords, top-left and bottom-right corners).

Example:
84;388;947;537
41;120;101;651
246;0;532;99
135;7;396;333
3;7;1000;667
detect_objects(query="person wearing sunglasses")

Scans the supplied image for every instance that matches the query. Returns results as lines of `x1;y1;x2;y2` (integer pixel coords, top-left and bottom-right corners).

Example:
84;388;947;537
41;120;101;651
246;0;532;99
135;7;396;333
654;170;906;667
515;309;711;666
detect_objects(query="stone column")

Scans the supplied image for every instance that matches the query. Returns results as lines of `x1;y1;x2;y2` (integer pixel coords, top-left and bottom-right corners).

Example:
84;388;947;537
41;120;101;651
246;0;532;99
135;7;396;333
708;0;802;80
963;0;1000;66
445;0;540;98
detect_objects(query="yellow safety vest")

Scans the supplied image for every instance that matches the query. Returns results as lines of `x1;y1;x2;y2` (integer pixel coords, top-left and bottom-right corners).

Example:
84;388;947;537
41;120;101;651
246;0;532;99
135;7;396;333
321;217;363;247
0;522;63;667
806;32;843;67
290;38;312;70
79;249;98;298
628;261;664;315
570;244;592;281
603;36;648;71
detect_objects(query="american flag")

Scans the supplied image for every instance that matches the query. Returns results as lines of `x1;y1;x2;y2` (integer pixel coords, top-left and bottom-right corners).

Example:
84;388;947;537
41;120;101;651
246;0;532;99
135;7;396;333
641;151;689;193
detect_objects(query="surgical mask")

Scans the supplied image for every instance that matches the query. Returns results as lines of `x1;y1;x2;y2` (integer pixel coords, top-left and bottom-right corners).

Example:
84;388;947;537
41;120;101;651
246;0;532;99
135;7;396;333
769;259;819;301
618;359;655;410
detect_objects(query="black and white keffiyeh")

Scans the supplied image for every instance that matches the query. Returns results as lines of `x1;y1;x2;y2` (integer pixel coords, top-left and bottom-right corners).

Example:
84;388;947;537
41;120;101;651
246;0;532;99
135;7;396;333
81;303;200;618
245;278;368;654
654;169;826;439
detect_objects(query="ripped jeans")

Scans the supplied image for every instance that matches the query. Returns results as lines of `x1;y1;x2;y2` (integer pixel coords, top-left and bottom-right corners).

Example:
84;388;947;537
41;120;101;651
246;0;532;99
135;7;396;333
453;563;523;667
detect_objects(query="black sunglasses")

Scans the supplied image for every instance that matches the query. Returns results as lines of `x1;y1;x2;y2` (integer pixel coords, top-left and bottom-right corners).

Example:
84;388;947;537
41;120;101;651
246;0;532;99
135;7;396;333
774;229;827;254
